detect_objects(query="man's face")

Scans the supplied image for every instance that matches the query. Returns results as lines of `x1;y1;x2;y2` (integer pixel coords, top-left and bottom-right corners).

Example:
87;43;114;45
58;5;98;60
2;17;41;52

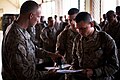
76;21;91;35
48;19;54;27
106;13;116;22
29;7;41;26
68;13;78;28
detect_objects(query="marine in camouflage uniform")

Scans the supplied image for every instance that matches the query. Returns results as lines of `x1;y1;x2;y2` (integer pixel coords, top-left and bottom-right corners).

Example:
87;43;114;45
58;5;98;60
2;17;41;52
40;26;57;53
56;28;78;64
2;1;61;80
104;10;120;80
40;17;57;53
71;12;119;80
40;17;58;67
2;21;52;80
56;8;79;64
72;31;119;80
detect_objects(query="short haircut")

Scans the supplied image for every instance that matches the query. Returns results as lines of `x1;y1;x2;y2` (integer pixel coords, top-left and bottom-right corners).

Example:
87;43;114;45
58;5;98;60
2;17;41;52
68;8;79;15
75;12;92;23
20;1;39;14
54;15;57;18
60;16;62;19
48;17;53;21
106;10;116;17
116;6;120;11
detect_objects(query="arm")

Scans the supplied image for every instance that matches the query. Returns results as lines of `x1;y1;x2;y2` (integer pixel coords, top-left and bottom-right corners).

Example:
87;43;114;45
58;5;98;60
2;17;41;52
71;36;80;69
35;47;63;62
94;33;119;77
9;42;43;79
40;28;50;44
56;30;68;56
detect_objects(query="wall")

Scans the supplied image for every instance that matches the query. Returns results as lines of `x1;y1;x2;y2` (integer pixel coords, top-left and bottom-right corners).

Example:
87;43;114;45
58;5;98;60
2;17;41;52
0;0;19;17
0;0;20;30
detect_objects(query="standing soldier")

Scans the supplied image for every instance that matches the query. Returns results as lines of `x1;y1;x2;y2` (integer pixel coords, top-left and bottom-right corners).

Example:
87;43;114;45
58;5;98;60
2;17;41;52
56;8;79;64
2;1;61;80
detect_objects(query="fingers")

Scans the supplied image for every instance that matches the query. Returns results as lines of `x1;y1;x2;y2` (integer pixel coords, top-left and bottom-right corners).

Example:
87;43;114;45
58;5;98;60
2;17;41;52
86;69;93;78
48;69;57;74
81;69;93;79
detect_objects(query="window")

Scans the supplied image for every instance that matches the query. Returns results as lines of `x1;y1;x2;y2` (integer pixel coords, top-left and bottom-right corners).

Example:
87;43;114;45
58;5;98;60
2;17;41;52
62;0;78;15
80;0;85;11
101;0;116;14
41;1;55;20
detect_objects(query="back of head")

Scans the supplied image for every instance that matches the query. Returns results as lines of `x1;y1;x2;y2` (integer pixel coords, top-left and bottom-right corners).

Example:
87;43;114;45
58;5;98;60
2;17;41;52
48;17;53;27
59;16;63;20
107;10;115;16
103;14;107;20
116;6;120;16
20;1;39;14
54;15;57;19
116;6;120;11
48;17;53;21
40;16;44;22
68;8;79;15
75;12;92;23
106;10;116;18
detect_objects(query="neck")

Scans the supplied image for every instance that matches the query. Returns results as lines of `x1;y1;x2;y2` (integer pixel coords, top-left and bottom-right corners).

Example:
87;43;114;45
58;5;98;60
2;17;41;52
70;26;76;32
87;27;95;37
16;16;29;29
82;27;94;37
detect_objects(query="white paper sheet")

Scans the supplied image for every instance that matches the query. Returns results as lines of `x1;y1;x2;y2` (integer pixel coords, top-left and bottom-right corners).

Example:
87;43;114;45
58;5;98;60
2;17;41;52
56;69;83;73
44;64;71;70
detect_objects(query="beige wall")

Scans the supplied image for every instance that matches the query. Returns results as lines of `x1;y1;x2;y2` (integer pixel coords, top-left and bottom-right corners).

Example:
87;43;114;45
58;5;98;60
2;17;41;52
0;0;43;30
0;0;20;17
0;0;20;30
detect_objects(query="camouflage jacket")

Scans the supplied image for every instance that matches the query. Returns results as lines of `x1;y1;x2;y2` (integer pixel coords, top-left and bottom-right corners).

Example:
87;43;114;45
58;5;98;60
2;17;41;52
40;27;57;53
72;30;119;80
56;29;78;64
2;22;50;80
103;21;120;49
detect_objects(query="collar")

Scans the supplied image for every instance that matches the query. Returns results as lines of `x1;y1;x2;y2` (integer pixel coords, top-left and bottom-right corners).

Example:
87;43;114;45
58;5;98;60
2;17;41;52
82;28;98;41
14;21;30;40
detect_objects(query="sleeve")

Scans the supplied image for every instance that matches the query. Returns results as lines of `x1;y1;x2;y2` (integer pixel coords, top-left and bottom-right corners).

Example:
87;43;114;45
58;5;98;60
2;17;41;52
94;33;119;77
11;43;46;80
71;37;80;69
35;47;52;58
56;30;68;56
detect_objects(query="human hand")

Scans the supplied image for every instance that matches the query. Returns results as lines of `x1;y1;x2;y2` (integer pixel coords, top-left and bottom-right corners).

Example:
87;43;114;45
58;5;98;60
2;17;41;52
49;52;63;62
85;69;93;79
48;69;57;74
81;68;93;79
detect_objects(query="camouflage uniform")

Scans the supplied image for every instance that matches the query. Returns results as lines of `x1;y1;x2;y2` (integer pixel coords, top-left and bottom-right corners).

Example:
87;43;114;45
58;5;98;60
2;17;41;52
40;27;57;53
2;22;51;80
103;21;120;49
40;27;58;67
72;30;119;80
104;19;120;80
56;28;78;64
35;23;45;48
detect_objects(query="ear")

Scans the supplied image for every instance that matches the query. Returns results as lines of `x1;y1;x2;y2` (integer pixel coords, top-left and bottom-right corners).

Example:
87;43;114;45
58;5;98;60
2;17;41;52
114;14;116;17
29;13;33;20
90;21;94;27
